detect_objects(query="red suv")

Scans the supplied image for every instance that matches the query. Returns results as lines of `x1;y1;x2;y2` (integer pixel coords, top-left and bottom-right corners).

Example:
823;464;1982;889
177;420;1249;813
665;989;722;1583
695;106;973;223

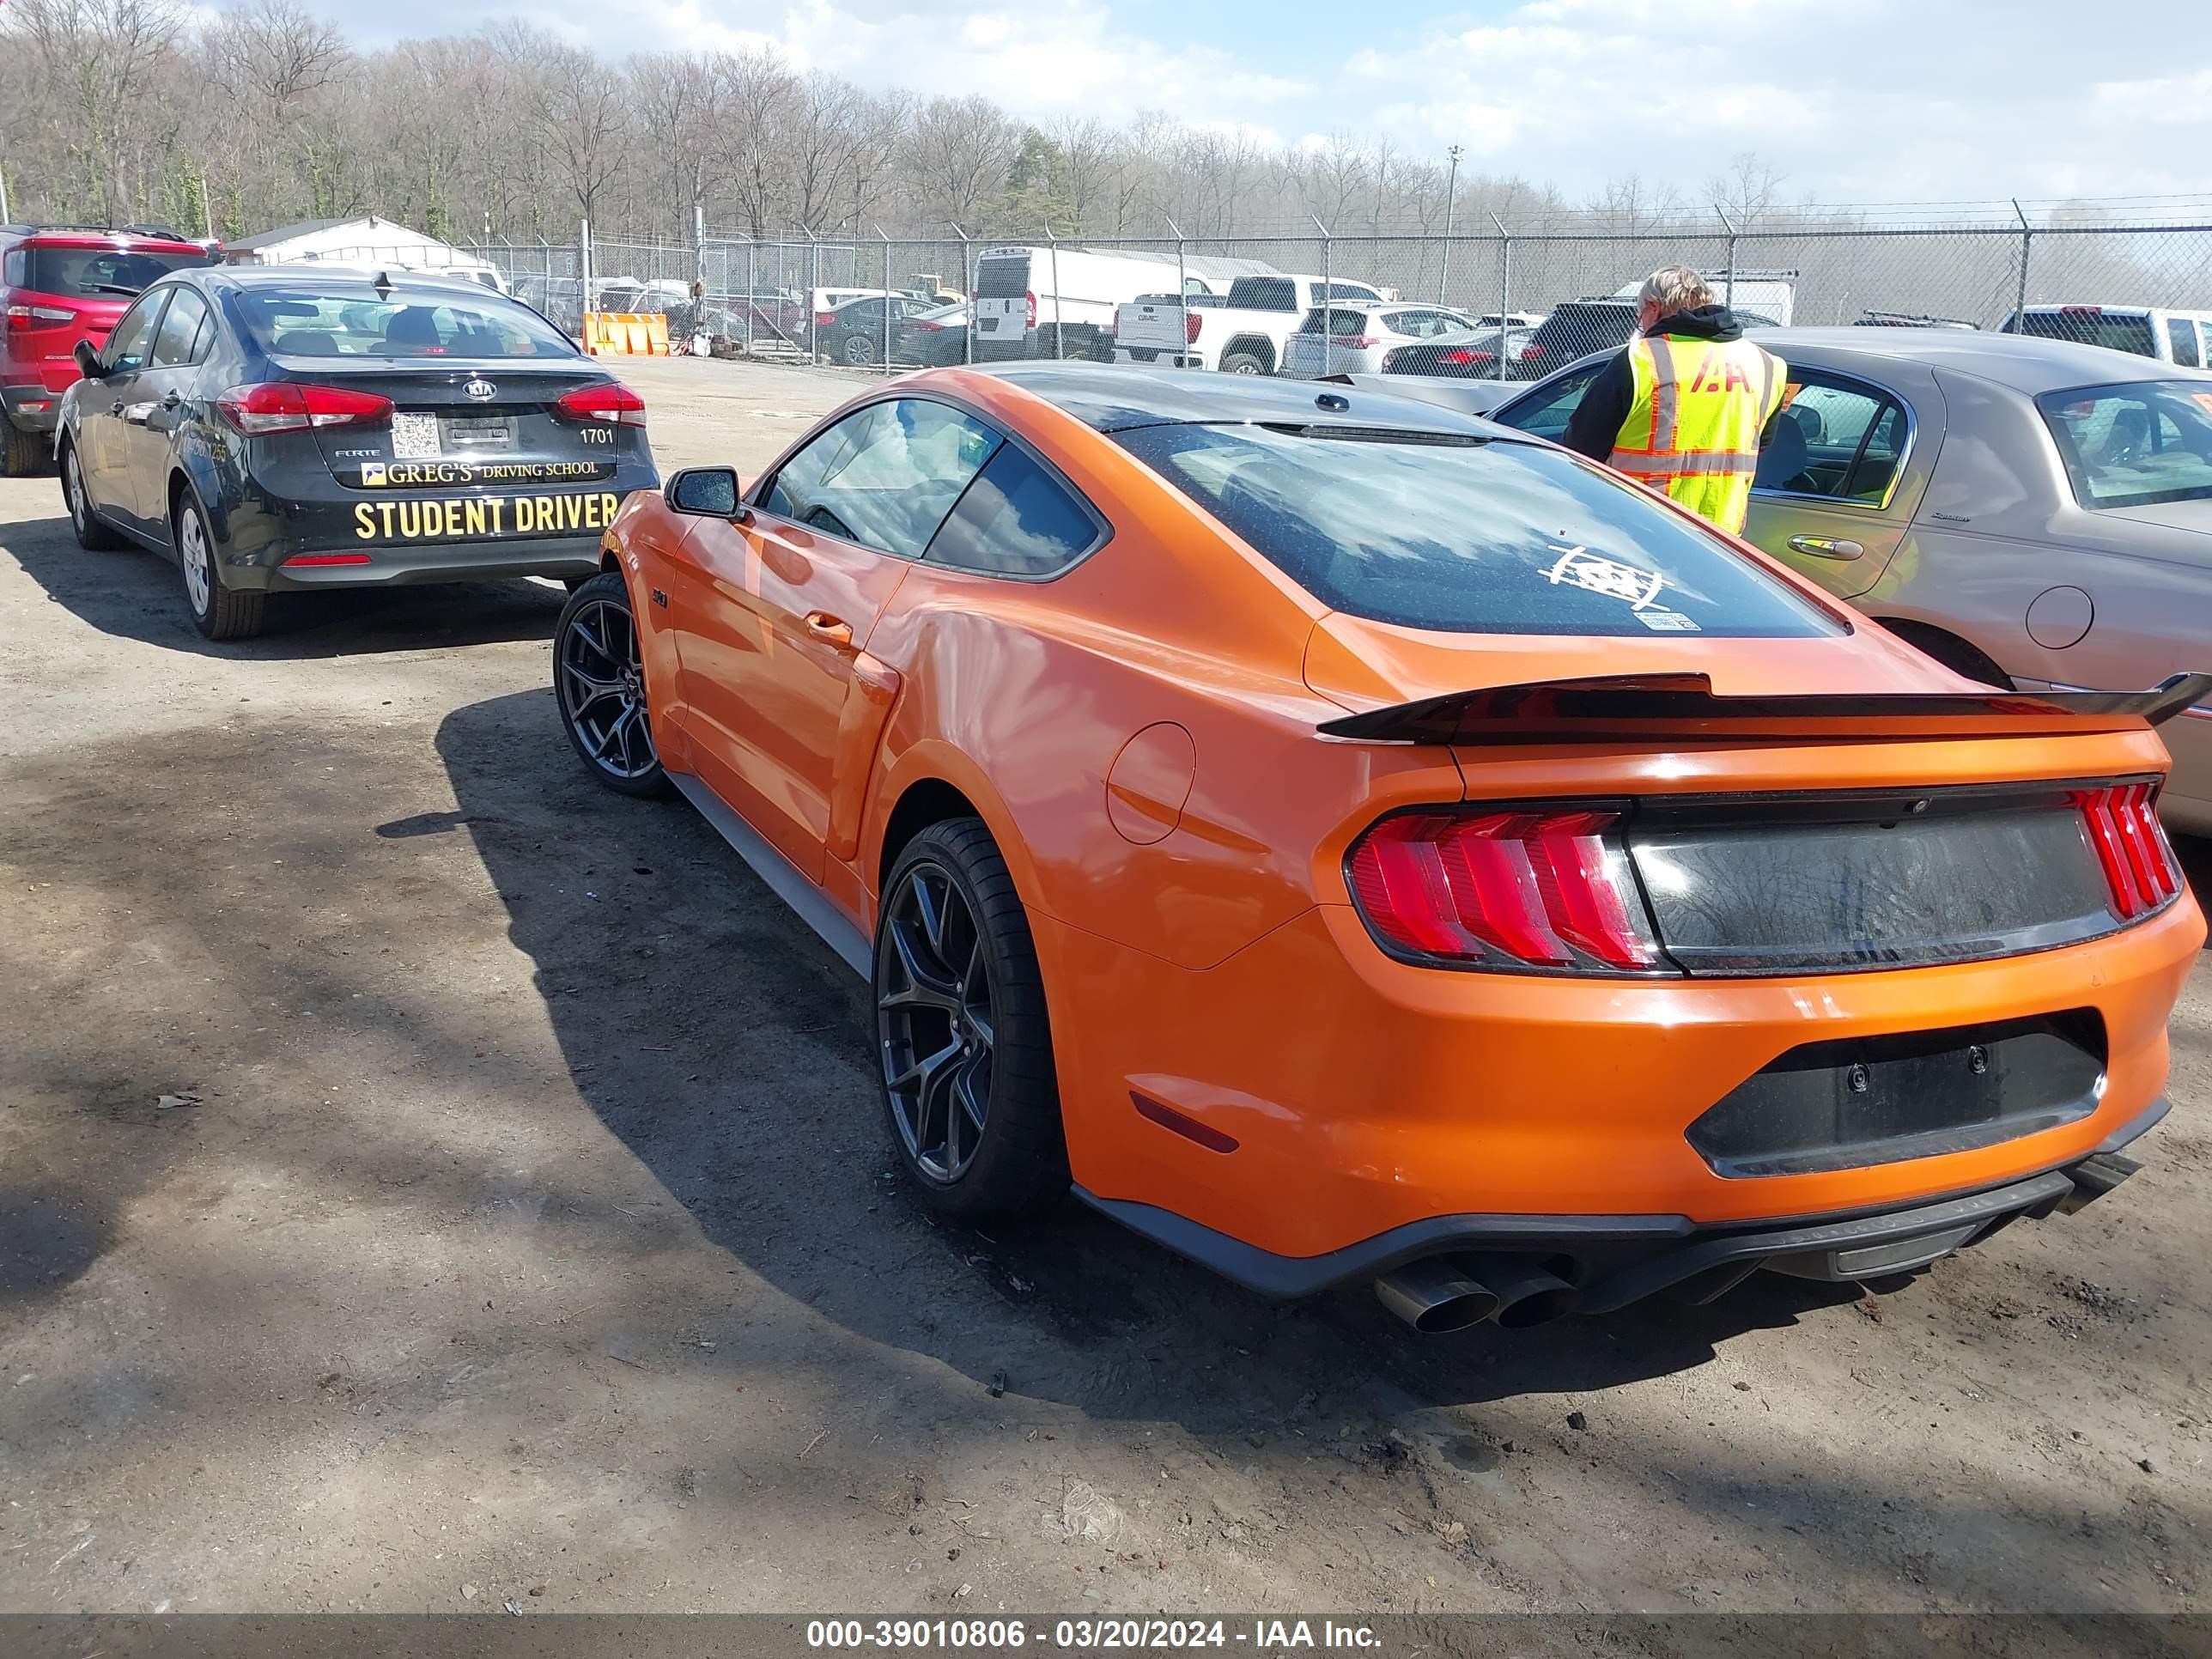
3;224;216;475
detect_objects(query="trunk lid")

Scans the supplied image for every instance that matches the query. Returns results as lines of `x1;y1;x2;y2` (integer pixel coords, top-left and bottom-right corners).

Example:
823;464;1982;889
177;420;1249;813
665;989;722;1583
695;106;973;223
1313;614;2202;975
274;359;629;485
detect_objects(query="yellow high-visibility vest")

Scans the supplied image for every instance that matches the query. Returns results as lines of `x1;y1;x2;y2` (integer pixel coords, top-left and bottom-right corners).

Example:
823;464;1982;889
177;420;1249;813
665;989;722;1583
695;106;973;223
1606;333;1786;534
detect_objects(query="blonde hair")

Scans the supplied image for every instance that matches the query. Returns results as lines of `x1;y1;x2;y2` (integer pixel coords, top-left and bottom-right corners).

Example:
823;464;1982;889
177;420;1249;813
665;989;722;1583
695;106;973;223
1638;265;1716;315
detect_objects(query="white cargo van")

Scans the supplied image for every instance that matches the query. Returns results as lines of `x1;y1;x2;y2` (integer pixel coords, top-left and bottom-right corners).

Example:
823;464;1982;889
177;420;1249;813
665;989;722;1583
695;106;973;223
969;246;1277;361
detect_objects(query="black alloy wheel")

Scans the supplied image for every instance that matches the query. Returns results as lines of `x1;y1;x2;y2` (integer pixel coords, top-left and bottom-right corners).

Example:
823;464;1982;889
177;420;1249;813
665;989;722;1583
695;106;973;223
555;571;669;796
875;817;1067;1219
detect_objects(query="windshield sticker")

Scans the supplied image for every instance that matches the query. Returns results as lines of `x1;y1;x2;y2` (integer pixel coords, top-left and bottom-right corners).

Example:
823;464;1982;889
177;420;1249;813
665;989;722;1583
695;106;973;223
1633;607;1701;632
1545;544;1668;611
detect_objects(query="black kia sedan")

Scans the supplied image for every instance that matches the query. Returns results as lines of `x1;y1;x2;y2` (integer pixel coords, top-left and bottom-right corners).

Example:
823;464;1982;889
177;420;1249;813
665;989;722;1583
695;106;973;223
55;264;659;638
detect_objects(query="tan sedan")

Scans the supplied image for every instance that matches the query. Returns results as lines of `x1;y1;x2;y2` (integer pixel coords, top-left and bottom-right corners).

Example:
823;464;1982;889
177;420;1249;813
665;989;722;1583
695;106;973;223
1465;329;2212;836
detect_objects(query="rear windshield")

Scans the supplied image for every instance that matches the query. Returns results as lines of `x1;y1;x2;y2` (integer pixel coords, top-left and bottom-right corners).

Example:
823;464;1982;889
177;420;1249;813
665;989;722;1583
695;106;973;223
1228;276;1297;311
15;244;210;298
1297;307;1378;336
1111;422;1842;638
2038;381;2212;508
975;258;1030;299
235;289;576;359
2017;310;2158;358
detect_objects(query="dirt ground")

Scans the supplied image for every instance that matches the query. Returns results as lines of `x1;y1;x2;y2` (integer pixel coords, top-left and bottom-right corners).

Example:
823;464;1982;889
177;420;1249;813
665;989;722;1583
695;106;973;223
2;354;2209;1621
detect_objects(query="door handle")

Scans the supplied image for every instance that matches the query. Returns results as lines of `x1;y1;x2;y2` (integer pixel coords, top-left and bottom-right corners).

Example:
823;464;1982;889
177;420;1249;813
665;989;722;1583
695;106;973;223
1786;534;1864;561
109;400;125;416
805;611;854;647
159;391;182;410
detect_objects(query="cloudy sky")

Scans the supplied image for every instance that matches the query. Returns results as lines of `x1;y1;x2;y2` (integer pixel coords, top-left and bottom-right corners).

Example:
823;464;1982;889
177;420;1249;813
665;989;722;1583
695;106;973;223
332;0;2211;204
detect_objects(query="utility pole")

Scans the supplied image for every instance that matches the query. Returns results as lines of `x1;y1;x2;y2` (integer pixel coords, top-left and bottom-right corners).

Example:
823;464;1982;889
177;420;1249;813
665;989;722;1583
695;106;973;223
1437;144;1462;303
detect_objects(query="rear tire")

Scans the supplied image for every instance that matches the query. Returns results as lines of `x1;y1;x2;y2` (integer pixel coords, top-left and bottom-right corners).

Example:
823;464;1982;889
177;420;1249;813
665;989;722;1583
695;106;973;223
1219;350;1267;376
875;817;1068;1223
61;441;125;550
177;490;265;640
555;570;670;798
3;422;50;478
841;332;877;366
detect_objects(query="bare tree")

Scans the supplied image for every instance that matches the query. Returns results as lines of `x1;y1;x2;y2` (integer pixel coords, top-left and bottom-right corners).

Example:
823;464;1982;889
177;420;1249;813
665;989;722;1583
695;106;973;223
6;0;187;221
204;0;346;110
904;95;1023;230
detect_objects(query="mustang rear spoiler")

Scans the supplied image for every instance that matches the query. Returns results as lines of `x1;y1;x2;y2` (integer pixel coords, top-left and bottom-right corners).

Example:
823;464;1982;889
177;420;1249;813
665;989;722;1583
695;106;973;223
1315;672;2212;746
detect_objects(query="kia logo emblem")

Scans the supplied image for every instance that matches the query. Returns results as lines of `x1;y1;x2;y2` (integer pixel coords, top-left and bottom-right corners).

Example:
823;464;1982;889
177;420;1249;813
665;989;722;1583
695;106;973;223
463;377;496;401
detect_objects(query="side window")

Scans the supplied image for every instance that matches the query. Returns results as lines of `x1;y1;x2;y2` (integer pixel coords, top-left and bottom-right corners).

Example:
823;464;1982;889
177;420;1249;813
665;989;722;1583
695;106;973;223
2;249;22;285
925;442;1103;578
152;287;211;368
104;291;169;374
762;398;1001;557
2167;318;2201;368
1758;372;1909;503
1493;364;1606;442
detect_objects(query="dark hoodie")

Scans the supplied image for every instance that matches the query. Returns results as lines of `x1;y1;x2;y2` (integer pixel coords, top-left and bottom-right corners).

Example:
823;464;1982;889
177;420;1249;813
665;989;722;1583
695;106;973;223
1558;304;1759;464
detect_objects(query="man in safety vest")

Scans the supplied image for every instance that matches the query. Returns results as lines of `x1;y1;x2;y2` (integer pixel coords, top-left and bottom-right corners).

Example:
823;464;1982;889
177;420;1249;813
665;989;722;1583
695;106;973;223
1559;265;1786;535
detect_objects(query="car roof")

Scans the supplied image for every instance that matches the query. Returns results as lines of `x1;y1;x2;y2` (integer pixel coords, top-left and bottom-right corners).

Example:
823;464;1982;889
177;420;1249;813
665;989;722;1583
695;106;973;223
3;226;206;251
973;362;1513;437
210;264;507;297
1749;325;2212;393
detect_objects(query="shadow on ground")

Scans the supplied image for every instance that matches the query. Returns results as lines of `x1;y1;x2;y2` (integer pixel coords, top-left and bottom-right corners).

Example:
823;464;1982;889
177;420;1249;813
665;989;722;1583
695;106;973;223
432;688;1871;1430
2;510;566;656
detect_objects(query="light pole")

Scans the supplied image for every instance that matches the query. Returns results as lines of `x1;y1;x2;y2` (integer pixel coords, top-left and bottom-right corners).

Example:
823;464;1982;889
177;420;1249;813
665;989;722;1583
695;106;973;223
1437;143;1462;303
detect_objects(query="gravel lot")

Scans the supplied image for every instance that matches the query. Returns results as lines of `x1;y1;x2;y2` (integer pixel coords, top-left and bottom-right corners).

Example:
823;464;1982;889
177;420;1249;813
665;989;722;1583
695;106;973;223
2;354;2209;1621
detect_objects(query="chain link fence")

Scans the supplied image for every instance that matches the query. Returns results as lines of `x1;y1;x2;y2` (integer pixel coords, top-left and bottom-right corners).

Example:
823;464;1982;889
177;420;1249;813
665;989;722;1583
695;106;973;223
465;212;2212;382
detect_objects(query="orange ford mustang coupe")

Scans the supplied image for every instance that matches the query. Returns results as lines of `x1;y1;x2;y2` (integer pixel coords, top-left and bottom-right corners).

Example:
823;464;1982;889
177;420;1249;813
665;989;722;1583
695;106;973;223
557;364;2205;1332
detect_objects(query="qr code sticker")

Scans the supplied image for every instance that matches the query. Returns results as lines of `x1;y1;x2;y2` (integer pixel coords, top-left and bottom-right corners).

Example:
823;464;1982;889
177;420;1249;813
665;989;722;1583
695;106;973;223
1634;607;1702;632
391;411;441;459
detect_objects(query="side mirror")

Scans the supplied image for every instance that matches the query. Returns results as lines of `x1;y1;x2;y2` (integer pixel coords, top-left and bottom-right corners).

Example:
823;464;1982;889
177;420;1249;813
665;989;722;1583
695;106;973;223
73;339;106;379
665;465;749;521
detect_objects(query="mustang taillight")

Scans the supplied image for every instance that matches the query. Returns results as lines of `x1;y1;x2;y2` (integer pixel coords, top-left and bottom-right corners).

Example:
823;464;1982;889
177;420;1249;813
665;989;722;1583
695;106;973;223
2070;781;2180;920
1347;807;1663;973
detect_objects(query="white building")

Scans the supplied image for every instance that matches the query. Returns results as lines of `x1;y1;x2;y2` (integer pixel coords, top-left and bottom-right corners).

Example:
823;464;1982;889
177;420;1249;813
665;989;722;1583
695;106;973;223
222;216;507;293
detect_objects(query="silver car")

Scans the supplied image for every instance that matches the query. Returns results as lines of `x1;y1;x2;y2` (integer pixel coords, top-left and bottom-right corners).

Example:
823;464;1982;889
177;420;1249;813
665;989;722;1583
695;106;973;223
1370;329;2212;835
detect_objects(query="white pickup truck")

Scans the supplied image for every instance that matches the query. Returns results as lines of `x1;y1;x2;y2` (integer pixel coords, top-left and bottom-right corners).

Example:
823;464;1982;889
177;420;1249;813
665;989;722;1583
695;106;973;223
1112;273;1390;374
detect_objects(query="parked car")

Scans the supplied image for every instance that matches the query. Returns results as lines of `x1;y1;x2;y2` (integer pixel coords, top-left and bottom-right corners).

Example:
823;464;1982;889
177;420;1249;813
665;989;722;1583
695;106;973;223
1375;325;1539;379
818;294;945;367
1279;302;1489;379
1998;304;2212;369
3;222;216;475
1475;327;2212;834
556;361;2200;1330
56;265;658;640
1113;273;1390;374
972;245;1276;362
893;301;971;366
1511;295;1782;380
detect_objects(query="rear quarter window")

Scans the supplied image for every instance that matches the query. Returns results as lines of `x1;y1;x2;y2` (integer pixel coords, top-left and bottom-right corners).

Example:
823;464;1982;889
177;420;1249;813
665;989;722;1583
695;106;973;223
925;443;1103;577
2038;381;2212;508
1111;422;1841;639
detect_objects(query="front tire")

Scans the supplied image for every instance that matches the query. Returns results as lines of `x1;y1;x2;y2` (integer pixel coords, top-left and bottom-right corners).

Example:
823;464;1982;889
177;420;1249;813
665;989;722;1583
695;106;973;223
3;422;51;478
555;570;670;797
61;441;125;550
177;490;265;640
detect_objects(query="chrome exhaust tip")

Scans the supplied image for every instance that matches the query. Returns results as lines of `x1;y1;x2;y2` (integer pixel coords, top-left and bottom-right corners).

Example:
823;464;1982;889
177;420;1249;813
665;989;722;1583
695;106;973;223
1374;1258;1500;1333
